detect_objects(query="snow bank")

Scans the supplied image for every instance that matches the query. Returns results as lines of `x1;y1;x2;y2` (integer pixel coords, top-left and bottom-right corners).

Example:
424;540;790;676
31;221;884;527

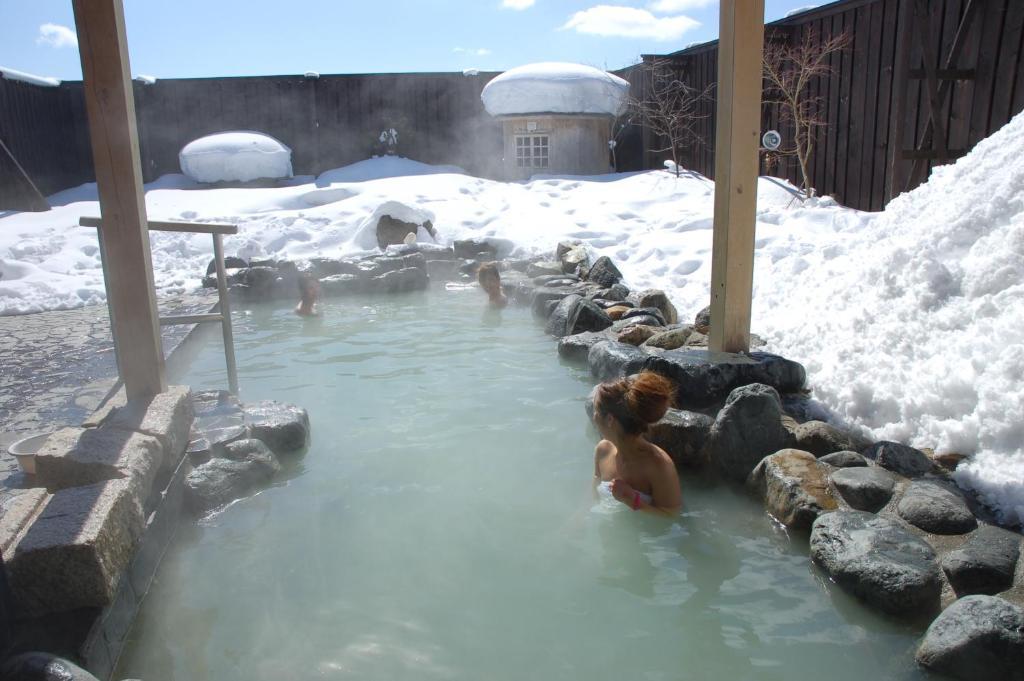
179;131;293;184
481;62;629;117
0;66;60;87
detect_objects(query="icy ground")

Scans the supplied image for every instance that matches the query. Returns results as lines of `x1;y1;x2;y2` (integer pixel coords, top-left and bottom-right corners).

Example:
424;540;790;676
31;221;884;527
1;113;1022;524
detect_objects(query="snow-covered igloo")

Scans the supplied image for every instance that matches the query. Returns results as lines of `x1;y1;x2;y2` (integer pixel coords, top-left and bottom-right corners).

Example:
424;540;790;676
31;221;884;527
481;62;630;180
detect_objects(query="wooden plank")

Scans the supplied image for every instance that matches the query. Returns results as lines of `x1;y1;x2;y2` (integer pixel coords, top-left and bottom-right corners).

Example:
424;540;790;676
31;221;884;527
872;0;900;210
71;0;166;400
857;0;883;210
989;0;1024;132
888;0;914;201
967;1;1005;143
947;0;982;175
824;11;843;201
709;0;765;354
846;4;870;207
834;9;854;205
1014;5;1024;115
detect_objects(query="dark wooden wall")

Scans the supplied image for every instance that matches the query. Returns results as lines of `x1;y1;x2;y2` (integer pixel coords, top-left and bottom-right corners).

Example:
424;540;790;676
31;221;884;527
617;0;1024;212
2;0;1022;213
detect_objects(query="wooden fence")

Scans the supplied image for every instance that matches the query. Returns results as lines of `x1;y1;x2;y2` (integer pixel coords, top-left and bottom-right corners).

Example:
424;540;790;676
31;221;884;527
2;0;1022;213
617;0;1024;211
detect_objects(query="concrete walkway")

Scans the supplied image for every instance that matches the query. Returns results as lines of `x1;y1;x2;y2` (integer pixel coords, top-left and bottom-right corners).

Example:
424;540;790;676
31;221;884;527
0;292;218;457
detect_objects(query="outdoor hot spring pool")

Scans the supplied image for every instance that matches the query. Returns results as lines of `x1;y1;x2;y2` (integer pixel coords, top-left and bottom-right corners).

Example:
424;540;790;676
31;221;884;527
116;286;929;681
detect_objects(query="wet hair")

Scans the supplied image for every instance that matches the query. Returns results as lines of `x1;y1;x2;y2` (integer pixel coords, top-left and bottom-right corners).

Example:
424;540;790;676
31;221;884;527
595;372;674;435
297;273;319;300
477;261;501;284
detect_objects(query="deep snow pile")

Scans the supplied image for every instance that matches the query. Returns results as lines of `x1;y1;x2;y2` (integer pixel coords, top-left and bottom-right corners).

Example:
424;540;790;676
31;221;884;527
480;62;630;117
179;131;293;183
0;113;1021;522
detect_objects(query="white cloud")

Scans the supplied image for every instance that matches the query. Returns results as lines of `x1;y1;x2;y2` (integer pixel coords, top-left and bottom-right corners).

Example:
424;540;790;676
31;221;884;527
36;23;78;49
454;47;492;56
562;5;700;41
502;0;536;9
648;0;716;12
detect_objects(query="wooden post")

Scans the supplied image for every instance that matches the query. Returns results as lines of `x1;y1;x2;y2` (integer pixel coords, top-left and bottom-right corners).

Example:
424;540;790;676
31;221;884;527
73;0;166;400
708;0;765;354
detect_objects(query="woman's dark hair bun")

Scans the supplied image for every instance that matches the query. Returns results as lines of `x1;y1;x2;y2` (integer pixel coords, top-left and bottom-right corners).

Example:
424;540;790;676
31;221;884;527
625;372;674;425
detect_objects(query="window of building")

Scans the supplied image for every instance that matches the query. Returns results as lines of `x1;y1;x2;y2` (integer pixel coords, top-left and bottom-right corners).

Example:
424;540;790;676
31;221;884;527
515;135;549;168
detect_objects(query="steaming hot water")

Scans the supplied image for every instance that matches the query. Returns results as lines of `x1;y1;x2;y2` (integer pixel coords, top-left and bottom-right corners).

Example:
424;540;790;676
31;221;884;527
116;287;928;680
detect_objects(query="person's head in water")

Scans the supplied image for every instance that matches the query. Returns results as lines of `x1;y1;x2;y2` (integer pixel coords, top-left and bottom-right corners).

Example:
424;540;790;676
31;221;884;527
295;274;320;317
593;372;673;440
477;261;507;307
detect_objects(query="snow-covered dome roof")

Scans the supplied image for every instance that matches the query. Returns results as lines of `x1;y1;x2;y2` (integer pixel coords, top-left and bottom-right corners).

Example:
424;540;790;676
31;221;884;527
481;62;630;117
179;131;293;184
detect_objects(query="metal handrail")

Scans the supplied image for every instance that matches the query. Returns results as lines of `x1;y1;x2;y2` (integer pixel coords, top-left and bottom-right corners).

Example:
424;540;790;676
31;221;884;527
80;216;240;394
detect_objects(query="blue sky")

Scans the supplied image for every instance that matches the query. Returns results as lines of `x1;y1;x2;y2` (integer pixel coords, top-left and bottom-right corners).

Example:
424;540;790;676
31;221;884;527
1;0;825;80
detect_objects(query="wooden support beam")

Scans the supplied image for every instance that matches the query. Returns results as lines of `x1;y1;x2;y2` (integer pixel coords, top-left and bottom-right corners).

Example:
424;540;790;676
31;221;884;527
709;0;765;354
73;0;166;401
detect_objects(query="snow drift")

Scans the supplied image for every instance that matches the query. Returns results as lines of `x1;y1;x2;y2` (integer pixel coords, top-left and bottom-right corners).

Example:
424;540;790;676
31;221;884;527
179;131;293;184
481;62;630;117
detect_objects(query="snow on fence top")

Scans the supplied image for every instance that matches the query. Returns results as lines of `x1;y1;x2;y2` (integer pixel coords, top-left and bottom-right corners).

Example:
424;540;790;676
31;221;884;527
179;131;293;184
0;66;61;88
481;62;630;117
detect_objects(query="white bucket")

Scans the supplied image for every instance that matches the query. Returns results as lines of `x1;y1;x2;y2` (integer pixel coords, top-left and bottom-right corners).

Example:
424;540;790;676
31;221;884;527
7;433;51;475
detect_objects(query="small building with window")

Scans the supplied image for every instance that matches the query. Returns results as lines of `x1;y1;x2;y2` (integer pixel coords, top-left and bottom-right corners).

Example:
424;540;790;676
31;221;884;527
481;62;630;180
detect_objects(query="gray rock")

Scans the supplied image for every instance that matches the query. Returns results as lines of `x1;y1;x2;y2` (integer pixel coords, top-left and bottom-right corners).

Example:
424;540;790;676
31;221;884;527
810;511;942;616
916;595;1024;681
792;420;867;457
376;214;421;250
555;240;581;260
831;466;896;512
527;260;564;278
425;259;461;281
684;331;708;347
7;477;146;616
819;450;869;468
616;324;661;346
897;479;978;534
544;294;583;337
628;289;679;325
585;256;623;287
319;273;361;295
569;298;613;335
694;305;711;333
642;349;806;410
706;383;795;481
304;257;362;278
236;265;278;299
243;401;310;454
606;283;630;301
648;409;714;468
642;326;694;350
588;342;650;382
560;245;590;274
530;284;588;319
612;314;663;330
532;273;581;286
0;652;102;681
748;449;837;530
942;525;1021;596
557;331;615;362
864;441;934;478
185;438;281;513
453;238;498;259
621;306;666;326
367;266;428;293
34;426;161;497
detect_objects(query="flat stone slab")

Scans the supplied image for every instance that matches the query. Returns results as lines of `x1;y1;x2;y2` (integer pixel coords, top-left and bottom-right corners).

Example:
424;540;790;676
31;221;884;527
810;510;942;616
942;525;1021;596
0;488;47;556
831;466;896;512
749;449;837;530
897;479;978;535
864;441;934;478
916;595;1024;681
642;349;806;410
557;330;615;362
6;477;146;616
33;427;161;497
587;341;650;382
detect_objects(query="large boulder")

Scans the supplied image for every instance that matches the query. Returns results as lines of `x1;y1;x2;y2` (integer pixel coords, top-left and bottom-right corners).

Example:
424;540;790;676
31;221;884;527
642;349;805;410
544;294;584;337
0;653;102;681
587;342;650;382
376;215;425;250
897;479;978;535
453;238;497;260
185;438;281;513
557;331;615;362
527;261;565;278
810;511;942;616
242;401;310;454
942;525;1021;596
319;273;361;296
560;245;590;274
647;409;714;468
693;305;711;334
819;450;869;468
585;256;623;287
915;595;1024;681
830;466;896;512
628;289;678;325
863;441;934;478
792;420;868;457
531;284;589;319
642;326;694;350
617;324;661;346
569;298;613;335
367;266;428;293
706;384;795;481
748;449;837;530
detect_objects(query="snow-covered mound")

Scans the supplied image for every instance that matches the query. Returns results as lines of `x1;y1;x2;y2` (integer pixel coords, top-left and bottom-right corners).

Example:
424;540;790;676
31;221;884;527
481;62;630;117
315;156;464;185
179;131;293;184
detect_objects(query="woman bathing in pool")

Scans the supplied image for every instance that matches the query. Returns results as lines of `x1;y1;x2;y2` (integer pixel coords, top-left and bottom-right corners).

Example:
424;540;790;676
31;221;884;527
593;372;682;516
295;274;320;317
477;262;508;308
